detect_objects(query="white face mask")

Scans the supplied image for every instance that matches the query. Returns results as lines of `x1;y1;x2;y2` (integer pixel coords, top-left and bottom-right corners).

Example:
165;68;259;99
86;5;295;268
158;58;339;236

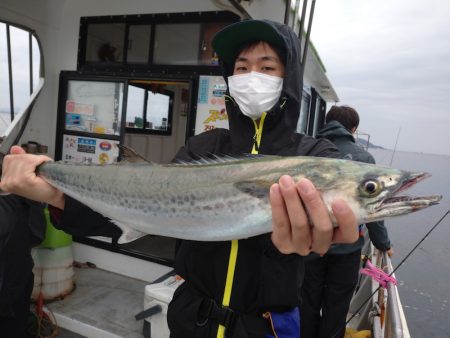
228;71;283;120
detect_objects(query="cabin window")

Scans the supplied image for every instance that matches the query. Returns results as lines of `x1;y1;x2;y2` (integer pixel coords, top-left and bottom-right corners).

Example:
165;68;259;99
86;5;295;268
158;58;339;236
153;23;201;65
128;25;152;64
125;81;174;135
77;11;238;70
64;80;123;138
152;22;229;66
86;23;126;64
296;89;311;134
309;93;326;136
0;21;42;135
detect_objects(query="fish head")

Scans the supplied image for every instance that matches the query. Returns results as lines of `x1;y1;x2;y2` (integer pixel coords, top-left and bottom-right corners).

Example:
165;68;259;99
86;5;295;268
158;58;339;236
317;162;442;223
356;169;442;222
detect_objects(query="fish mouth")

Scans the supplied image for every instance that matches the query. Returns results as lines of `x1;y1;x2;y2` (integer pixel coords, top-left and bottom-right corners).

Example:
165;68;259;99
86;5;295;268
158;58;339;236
374;172;442;217
395;171;430;194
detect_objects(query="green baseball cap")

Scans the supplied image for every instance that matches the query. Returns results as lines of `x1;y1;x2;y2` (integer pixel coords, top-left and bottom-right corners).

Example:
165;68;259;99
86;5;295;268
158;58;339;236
212;19;286;65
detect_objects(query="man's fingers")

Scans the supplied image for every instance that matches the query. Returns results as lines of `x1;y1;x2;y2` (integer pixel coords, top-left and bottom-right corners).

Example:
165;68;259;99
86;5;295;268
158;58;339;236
297;178;333;255
10;145;26;155
270;177;358;256
270;183;291;252
278;176;311;255
1;152;50;191
331;199;359;244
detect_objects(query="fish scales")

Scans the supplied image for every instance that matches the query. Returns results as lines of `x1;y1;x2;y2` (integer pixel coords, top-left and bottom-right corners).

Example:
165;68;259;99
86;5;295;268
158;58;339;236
30;156;442;242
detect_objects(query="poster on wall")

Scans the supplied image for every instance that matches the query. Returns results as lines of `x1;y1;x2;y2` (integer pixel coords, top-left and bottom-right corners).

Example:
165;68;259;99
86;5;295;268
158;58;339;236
194;75;229;135
61;134;119;164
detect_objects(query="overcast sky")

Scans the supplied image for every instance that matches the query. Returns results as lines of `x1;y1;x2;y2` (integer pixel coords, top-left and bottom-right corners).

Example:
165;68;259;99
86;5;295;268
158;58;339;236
310;0;450;156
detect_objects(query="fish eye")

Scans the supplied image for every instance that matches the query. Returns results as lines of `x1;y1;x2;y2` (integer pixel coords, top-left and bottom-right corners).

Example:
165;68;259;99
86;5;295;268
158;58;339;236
360;179;382;197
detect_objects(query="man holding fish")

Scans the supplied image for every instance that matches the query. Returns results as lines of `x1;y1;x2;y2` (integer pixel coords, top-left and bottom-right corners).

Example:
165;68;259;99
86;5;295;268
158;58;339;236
0;19;418;338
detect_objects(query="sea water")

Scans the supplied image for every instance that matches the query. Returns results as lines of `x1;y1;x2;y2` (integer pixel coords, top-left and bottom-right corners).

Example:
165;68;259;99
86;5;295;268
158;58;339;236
371;148;450;338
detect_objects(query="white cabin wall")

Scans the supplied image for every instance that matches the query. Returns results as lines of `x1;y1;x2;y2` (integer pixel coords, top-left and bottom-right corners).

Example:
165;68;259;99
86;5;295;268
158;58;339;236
240;0;285;23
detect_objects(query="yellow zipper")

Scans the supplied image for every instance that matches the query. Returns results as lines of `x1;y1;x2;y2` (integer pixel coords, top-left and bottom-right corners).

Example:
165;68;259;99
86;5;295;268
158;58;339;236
217;112;266;338
251;112;267;154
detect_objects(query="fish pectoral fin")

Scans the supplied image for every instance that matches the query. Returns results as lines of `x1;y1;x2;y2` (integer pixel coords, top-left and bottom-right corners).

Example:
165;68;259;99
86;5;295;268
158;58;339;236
234;180;272;199
111;221;147;244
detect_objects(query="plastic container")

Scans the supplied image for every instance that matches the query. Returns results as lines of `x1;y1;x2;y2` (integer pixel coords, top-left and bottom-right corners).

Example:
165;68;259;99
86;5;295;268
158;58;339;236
39;207;72;249
32;243;75;300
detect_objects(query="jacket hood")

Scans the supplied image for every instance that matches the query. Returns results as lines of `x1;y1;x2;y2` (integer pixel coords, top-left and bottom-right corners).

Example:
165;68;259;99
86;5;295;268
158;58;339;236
215;20;304;154
316;120;356;143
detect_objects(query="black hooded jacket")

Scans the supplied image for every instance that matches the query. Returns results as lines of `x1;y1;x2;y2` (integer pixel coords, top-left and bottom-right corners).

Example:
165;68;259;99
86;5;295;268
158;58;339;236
316;120;376;163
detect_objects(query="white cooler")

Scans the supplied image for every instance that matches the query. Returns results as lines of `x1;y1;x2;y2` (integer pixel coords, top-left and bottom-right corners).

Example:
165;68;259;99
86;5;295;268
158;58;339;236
143;275;184;338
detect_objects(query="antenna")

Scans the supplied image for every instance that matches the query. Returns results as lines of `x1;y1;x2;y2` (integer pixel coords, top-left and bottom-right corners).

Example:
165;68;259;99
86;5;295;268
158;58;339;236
389;127;401;166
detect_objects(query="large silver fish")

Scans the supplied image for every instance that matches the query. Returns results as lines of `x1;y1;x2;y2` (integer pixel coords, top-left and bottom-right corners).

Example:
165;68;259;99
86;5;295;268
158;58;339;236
18;155;440;243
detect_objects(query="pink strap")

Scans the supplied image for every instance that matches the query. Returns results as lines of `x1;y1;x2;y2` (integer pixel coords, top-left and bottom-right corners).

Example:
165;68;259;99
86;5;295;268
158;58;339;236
360;258;397;288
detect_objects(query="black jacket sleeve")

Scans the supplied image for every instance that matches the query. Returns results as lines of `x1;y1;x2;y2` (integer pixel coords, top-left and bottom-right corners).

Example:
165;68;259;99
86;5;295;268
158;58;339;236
295;134;341;158
52;196;121;240
366;220;391;251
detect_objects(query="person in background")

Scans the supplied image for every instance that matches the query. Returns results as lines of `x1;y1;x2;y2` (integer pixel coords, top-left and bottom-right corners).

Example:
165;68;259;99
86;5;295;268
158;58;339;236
0;194;46;338
0;20;359;338
300;105;393;338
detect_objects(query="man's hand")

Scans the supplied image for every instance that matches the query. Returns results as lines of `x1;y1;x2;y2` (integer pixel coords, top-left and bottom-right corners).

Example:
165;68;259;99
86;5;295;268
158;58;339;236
270;176;359;256
0;145;65;209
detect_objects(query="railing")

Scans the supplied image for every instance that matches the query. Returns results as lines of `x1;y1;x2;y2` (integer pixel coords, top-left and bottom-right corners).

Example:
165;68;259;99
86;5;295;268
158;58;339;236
348;237;410;338
381;250;410;338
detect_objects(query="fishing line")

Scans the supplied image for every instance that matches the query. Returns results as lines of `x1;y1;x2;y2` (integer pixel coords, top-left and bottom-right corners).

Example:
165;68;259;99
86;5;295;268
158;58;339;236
389;126;401;166
330;207;450;338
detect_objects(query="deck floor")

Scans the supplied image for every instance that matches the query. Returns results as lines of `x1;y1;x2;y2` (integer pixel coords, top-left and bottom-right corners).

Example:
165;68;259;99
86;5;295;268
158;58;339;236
46;266;148;338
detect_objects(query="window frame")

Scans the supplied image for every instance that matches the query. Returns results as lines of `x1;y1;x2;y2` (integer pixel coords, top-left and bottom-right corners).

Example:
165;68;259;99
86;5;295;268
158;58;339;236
0;20;44;135
77;10;239;72
125;82;175;136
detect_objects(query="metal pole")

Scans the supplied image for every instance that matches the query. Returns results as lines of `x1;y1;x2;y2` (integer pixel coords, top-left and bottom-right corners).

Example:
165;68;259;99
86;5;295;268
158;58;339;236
29;32;33;95
293;0;301;30
284;0;291;25
6;24;14;121
300;0;316;80
298;0;308;55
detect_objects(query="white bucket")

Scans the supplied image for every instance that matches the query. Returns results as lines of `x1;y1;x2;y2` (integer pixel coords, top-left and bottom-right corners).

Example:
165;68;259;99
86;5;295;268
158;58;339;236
32;245;75;300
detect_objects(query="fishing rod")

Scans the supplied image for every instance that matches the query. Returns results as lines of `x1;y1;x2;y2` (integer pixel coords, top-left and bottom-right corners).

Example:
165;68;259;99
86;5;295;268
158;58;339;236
331;207;450;338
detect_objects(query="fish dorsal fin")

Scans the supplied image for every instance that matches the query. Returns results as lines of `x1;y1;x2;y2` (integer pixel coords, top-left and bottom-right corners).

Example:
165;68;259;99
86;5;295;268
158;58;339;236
117;144;153;164
171;153;275;167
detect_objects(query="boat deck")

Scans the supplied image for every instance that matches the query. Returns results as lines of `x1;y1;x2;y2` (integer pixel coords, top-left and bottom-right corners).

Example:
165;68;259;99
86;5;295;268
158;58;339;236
46;267;147;338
